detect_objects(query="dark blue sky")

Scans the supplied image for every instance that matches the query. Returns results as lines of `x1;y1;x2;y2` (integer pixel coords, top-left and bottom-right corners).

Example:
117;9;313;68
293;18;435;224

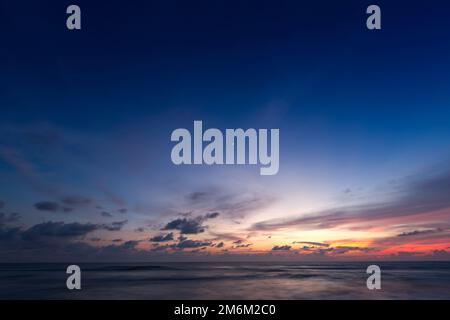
1;1;450;261
2;0;450;126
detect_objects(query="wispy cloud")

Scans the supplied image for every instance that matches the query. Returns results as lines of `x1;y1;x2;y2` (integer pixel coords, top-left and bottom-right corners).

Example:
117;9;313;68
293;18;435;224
150;232;174;242
250;167;450;232
162;212;220;234
272;245;291;251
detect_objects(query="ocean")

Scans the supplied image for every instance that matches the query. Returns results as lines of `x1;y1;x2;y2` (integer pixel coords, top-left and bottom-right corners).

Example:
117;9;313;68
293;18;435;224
0;261;449;299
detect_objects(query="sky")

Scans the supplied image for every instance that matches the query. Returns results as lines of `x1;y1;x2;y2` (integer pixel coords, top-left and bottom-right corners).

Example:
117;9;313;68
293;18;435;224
1;0;450;262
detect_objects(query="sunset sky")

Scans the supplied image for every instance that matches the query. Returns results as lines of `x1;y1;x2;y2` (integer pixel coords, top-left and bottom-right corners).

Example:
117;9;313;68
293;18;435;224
1;0;450;262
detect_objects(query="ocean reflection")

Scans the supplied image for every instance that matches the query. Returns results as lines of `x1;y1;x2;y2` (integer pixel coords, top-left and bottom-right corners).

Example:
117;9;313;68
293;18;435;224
0;261;449;299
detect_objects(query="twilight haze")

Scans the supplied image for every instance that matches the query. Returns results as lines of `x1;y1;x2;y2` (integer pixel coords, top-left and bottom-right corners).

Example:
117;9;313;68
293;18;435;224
1;0;450;263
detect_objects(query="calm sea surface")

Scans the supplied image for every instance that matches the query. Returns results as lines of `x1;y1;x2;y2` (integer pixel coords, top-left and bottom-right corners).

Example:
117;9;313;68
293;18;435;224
1;261;449;299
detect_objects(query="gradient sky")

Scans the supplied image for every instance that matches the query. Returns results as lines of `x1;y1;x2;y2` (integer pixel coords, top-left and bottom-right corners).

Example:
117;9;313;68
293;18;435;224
1;0;450;262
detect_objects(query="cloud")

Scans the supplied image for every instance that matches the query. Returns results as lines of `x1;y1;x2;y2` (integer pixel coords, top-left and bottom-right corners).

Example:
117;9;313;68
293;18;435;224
61;196;91;206
186;192;209;202
272;245;291;251
150;232;174;242
209;231;243;242
0;226;21;240
162;211;221;234
0;201;4;209
331;246;374;255
372;227;450;248
16;220;128;241
134;227;146;232
22;221;99;240
23;127;61;146
293;245;373;256
292;241;330;247
162;218;205;234
0;212;21;225
176;239;212;249
98;185;127;207
204;212;220;219
101;211;113;218
216;242;224;248
0;218;139;262
0;221;448;262
0;145;61;198
251;168;450;232
34;201;74;213
234;243;252;248
397;229;442;237
102;220;128;231
184;187;276;219
121;240;140;249
149;236;214;251
34;201;60;212
430;250;450;259
112;238;123;242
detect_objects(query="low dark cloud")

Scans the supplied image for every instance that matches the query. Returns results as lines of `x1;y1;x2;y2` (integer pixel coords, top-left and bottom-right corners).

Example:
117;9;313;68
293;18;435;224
293;241;330;247
15;220;128;241
0;218;135;261
118;208;127;214
101;211;113;218
149;236;214;251
61;196;91;206
0;145;55;196
372;227;450;248
205;212;220;219
22;221;98;240
234;243;251;248
0;201;4;209
150;232;174;242
176;239;212;249
98;185;127;207
162;218;205;234
331;246;374;255
0;226;21;240
0;212;21;225
272;245;291;251
112;239;123;242
397;229;442;237
162;211;220;234
0;222;448;262
34;201;60;212
102;220;128;231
